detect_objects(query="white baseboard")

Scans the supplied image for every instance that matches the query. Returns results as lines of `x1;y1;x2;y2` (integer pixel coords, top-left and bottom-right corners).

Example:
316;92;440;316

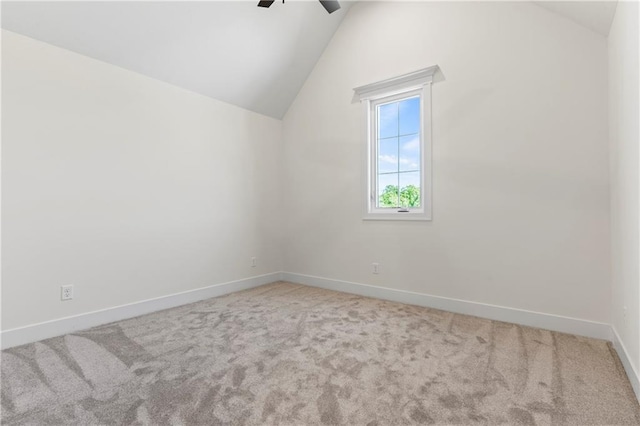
612;327;640;403
1;272;283;350
281;272;612;341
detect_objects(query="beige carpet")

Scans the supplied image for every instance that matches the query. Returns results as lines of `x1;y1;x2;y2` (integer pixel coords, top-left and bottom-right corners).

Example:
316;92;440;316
2;281;639;425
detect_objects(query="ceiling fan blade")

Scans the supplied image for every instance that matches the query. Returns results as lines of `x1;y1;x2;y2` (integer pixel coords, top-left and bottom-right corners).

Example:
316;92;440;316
257;1;275;8
319;0;341;14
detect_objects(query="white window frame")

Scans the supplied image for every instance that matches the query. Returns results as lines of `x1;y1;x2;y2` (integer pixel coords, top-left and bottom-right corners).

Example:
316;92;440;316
354;66;438;221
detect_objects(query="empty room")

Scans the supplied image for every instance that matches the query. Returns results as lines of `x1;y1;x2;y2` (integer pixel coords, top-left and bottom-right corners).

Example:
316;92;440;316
1;0;639;424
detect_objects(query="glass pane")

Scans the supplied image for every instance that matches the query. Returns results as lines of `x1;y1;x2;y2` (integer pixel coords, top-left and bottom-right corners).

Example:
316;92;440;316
377;173;399;208
378;137;398;174
399;171;421;208
399;96;420;136
378;102;398;139
399;135;420;173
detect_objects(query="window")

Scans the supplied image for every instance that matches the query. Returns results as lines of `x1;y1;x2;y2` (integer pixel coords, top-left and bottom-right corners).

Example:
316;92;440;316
354;66;438;220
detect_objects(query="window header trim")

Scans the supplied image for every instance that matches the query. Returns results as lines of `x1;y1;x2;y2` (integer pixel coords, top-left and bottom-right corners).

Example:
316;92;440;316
353;65;439;102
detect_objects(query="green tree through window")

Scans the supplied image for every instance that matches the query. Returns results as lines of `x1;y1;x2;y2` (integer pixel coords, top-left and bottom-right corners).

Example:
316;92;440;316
379;185;420;208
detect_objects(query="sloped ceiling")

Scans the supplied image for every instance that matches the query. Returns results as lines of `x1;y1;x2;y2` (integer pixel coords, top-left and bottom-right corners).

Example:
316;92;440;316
533;1;618;36
1;1;352;119
2;1;616;119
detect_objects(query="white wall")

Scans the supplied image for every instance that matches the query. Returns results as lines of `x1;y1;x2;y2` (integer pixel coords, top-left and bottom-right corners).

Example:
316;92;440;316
282;1;610;323
1;2;618;345
1;30;283;331
609;0;640;383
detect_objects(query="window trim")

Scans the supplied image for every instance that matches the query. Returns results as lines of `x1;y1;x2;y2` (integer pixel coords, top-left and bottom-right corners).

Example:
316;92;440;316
354;66;438;221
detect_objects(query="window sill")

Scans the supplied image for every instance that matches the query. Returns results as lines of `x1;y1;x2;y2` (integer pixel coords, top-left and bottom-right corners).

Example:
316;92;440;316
363;213;431;221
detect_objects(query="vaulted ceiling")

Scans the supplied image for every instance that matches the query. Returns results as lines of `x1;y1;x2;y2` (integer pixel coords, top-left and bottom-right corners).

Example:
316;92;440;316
1;1;352;119
534;1;617;36
1;1;616;119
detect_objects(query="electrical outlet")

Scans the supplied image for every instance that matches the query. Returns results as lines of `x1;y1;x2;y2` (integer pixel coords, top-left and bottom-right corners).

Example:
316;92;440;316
251;257;257;268
61;285;74;301
372;262;379;274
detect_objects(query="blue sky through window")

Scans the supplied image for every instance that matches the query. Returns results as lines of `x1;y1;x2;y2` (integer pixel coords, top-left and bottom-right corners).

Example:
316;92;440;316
377;95;420;208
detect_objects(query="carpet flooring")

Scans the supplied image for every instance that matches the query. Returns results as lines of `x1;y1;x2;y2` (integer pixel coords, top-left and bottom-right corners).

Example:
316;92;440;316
2;281;639;425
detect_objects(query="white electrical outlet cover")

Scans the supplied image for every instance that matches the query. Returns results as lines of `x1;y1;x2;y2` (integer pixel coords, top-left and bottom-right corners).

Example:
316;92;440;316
61;285;74;300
